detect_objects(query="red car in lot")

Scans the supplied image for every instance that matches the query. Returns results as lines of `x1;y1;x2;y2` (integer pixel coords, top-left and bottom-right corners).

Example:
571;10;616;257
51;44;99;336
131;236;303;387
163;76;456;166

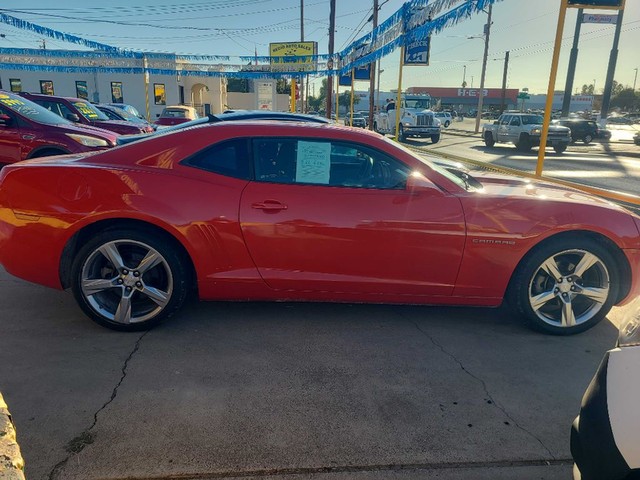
0;122;638;333
0;90;117;166
20;92;153;135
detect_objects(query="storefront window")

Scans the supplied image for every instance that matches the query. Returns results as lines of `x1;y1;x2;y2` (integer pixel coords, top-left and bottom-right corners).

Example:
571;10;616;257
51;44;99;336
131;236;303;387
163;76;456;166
10;79;22;93
111;82;123;103
154;83;166;105
39;80;54;95
75;81;88;100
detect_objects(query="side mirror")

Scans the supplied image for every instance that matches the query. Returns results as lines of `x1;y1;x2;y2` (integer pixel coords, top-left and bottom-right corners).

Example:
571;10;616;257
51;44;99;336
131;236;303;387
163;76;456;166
405;171;440;195
0;114;12;127
66;113;81;122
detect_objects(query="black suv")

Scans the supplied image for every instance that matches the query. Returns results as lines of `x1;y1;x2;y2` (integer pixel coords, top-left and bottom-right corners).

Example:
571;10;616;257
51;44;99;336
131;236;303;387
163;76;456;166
553;119;600;144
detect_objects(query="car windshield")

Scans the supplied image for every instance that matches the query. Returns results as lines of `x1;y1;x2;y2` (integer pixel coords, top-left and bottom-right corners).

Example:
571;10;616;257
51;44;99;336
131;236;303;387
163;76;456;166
73;101;110;121
109;107;145;124
521;115;544;125
0;92;71;126
162;108;194;118
404;99;431;109
380;135;474;191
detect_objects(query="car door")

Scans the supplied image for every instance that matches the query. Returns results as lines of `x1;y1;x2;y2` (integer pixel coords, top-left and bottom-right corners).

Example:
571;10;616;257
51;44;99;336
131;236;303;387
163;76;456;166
496;115;511;142
506;115;522;142
239;137;466;296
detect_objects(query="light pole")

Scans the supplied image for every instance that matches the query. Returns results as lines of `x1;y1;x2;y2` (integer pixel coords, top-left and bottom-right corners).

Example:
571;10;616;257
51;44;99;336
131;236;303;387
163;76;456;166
474;4;493;133
462;65;467;88
634;68;638;92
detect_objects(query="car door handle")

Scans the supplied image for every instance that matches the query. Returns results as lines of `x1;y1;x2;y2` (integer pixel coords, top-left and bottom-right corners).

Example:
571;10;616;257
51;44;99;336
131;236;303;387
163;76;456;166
21;134;36;140
251;200;288;211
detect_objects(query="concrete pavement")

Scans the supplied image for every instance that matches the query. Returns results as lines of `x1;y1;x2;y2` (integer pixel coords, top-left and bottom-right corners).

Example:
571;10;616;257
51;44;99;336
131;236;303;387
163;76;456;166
1;266;630;480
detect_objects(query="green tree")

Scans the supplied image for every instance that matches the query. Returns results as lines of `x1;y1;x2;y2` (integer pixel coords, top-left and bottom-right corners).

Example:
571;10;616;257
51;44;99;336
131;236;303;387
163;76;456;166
581;84;594;95
610;88;640;111
276;78;291;94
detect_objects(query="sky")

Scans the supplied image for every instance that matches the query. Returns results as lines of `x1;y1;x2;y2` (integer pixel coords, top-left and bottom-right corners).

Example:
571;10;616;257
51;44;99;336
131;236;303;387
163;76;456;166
0;0;639;95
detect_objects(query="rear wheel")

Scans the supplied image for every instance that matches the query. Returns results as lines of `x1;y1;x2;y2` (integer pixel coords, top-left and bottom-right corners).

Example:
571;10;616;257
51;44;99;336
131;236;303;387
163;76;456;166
583;134;593;144
444;121;450;128
71;229;189;331
508;237;618;335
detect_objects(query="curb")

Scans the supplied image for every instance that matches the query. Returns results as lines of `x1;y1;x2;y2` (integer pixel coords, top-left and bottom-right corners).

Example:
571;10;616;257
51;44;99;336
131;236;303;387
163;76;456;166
0;393;25;480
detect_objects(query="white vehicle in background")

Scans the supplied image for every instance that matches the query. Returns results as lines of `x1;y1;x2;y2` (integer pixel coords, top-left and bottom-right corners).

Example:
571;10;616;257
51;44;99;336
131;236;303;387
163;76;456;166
571;297;640;480
373;94;442;144
434;111;453;128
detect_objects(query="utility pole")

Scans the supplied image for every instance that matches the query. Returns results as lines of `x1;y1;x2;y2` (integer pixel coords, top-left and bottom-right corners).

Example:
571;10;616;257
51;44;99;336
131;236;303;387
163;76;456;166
600;8;624;119
474;4;492;133
326;0;336;119
633;67;638;91
500;51;509;114
561;8;583;118
368;0;379;130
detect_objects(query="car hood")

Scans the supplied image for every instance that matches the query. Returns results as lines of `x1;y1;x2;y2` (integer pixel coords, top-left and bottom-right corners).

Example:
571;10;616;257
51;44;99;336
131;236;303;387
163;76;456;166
471;172;617;207
53;122;118;144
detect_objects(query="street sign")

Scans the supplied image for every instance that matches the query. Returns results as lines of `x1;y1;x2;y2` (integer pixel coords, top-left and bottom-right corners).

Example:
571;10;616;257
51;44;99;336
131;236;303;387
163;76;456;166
517;92;530;99
567;0;623;8
582;13;618;24
404;39;430;66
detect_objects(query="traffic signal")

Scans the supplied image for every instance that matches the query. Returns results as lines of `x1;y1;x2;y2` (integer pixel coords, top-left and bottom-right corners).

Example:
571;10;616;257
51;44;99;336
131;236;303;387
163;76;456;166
567;0;623;6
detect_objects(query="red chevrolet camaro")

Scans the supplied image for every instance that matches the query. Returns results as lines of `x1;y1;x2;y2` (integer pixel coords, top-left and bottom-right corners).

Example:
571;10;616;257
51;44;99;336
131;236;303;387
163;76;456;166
0;122;639;333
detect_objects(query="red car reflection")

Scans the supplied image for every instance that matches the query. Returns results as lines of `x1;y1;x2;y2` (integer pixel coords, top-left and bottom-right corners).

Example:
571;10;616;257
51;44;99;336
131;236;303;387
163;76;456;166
0;122;639;334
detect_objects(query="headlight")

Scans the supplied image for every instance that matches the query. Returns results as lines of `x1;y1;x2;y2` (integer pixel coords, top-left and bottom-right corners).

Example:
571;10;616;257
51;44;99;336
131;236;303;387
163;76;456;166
434;118;442;127
618;296;640;347
531;128;541;135
65;133;109;147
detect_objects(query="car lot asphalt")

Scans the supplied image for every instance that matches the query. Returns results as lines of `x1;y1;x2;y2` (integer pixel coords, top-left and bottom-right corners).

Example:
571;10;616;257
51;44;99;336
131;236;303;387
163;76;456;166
0;265;634;480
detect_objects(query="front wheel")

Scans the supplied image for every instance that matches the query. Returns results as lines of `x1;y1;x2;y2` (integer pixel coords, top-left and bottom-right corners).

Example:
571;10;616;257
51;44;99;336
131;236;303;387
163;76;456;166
508;237;618;335
554;144;567;154
431;134;440;144
583;134;593;144
397;124;405;142
484;132;495;147
71;229;190;331
516;134;532;151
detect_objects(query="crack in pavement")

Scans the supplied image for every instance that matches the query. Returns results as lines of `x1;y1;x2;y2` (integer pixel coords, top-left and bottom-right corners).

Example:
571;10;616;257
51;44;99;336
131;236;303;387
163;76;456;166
48;331;150;480
408;319;557;460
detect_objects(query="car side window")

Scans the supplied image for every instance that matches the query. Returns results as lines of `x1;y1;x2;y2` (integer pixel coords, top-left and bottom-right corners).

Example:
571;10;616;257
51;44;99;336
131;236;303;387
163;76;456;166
500;115;510;125
181;139;251;180
252;138;410;190
509;116;521;126
101;109;120;120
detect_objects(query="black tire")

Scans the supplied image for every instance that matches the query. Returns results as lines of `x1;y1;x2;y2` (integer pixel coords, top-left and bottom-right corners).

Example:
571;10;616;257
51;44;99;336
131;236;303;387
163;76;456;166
398;124;405;142
431;134;440;144
484;132;495;147
583;134;593;145
373;122;378;133
29;148;68;159
516;134;532;151
70;228;190;331
508;237;619;335
554;144;567;154
444;121;450;128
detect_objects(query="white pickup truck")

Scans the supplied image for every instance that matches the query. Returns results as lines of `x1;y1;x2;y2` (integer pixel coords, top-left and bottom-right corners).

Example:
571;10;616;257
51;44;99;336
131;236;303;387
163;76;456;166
373;95;442;144
482;113;572;153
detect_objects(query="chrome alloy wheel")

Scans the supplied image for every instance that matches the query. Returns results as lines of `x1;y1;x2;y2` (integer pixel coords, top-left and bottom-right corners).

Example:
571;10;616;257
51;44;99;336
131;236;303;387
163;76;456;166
80;240;174;325
528;249;610;328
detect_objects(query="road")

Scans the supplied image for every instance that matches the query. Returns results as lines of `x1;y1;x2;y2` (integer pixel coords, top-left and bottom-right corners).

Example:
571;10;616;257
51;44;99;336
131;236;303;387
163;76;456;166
407;118;640;198
0;265;635;480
